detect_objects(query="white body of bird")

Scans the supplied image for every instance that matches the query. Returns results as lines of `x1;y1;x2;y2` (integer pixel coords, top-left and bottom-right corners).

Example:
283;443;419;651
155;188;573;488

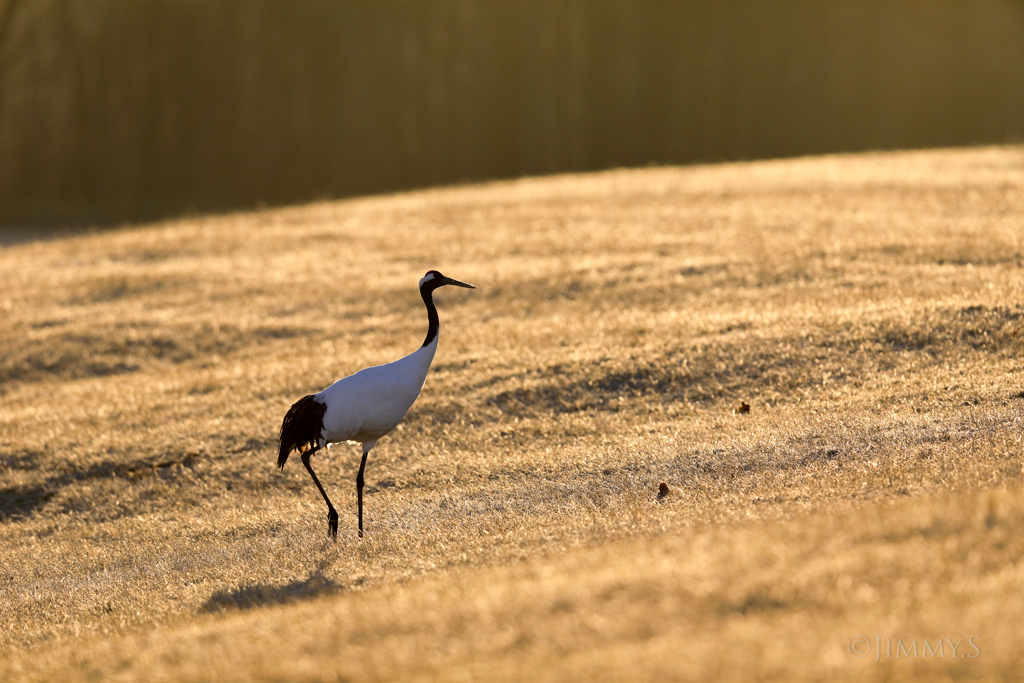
316;336;437;447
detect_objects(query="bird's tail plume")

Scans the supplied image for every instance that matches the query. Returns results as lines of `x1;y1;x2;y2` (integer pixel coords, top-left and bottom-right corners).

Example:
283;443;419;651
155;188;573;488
278;394;326;469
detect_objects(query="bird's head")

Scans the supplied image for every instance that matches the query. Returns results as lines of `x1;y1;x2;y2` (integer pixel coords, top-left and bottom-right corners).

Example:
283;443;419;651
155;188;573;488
419;270;476;291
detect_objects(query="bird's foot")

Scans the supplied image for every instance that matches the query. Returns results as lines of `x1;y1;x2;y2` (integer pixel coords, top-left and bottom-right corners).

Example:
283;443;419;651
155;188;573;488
327;509;339;539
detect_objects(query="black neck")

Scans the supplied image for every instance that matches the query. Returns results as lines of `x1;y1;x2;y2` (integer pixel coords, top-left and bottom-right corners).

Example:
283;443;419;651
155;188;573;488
421;283;440;347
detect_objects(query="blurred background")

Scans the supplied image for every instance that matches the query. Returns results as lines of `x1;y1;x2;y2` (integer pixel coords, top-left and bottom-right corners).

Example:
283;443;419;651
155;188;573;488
1;0;1022;226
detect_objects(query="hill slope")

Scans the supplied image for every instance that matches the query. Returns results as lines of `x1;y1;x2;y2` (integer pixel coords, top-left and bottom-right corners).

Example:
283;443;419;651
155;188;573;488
1;147;1023;680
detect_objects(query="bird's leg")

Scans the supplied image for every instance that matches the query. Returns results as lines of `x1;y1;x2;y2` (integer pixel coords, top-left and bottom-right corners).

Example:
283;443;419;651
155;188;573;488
301;446;338;538
356;444;370;538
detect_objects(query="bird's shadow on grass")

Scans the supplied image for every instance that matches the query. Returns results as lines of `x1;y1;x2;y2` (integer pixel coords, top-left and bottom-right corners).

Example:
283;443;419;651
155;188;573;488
201;573;342;613
201;552;343;613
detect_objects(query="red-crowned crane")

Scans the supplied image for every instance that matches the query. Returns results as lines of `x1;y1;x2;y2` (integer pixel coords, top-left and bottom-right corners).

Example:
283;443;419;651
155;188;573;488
278;270;475;538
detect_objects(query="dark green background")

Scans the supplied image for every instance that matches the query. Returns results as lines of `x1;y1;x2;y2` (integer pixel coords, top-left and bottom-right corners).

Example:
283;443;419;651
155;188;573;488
1;0;1021;224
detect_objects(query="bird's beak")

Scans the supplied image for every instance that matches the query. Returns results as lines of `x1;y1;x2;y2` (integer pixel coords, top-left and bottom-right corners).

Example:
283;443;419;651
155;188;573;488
443;276;476;289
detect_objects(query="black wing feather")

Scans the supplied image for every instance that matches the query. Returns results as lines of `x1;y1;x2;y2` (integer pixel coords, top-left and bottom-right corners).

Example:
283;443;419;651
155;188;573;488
278;394;326;469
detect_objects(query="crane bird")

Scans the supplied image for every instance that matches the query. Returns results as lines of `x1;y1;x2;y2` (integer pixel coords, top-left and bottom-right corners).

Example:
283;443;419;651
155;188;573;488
278;270;475;538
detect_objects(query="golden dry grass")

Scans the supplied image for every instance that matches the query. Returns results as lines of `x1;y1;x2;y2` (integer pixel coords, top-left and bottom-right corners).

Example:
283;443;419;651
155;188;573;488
1;146;1023;681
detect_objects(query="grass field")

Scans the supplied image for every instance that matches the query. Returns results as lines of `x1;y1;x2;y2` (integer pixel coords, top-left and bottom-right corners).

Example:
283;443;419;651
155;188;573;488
1;146;1023;681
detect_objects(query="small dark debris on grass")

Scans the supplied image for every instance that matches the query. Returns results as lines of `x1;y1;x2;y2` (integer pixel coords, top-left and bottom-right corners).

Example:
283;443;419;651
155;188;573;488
734;401;751;414
658;482;670;500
